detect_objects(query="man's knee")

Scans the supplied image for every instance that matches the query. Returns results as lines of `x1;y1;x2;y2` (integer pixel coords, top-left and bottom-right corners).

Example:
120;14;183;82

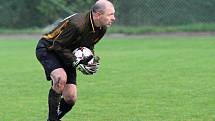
50;68;67;93
64;94;77;105
63;84;77;105
64;95;77;105
52;78;67;93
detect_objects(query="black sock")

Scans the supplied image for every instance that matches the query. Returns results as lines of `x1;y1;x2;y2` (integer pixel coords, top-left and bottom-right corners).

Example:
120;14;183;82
48;88;61;121
57;98;74;120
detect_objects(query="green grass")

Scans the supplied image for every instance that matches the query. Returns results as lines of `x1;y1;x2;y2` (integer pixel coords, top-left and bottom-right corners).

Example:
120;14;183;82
0;35;215;121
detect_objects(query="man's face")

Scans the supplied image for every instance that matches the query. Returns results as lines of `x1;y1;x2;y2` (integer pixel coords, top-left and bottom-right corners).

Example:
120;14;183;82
99;6;115;27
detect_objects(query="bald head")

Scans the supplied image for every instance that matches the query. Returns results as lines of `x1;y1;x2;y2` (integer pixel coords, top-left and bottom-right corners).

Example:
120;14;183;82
92;0;114;14
91;0;115;27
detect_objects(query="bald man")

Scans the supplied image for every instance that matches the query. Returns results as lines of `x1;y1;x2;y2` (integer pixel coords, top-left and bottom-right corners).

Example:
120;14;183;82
35;0;115;121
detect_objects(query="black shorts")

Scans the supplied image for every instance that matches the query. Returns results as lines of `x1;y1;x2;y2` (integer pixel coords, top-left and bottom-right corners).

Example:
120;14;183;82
35;40;77;85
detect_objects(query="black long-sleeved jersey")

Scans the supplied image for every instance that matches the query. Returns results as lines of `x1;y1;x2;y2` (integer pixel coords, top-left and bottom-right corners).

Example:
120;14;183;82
36;11;107;66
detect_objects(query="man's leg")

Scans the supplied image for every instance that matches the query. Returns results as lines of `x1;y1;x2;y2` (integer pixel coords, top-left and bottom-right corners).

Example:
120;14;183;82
57;84;77;120
48;68;67;121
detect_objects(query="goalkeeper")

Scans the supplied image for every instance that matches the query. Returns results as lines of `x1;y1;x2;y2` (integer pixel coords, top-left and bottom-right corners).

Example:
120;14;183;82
35;0;115;121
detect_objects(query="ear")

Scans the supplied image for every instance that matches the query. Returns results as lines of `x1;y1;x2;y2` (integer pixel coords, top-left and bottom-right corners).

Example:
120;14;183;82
95;12;102;18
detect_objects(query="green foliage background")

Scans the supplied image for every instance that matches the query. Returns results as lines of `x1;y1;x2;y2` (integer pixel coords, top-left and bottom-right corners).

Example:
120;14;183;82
0;0;215;28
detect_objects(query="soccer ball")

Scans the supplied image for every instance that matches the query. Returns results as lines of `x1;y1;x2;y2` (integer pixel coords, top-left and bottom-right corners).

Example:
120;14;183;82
72;47;94;65
72;47;99;75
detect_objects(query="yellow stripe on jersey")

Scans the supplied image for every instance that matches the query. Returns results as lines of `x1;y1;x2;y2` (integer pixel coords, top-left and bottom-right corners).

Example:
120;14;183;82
90;12;95;33
43;20;69;40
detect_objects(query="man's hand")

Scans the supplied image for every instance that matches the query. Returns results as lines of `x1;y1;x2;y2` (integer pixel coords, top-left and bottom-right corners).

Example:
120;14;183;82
93;56;100;63
77;55;100;75
73;55;93;67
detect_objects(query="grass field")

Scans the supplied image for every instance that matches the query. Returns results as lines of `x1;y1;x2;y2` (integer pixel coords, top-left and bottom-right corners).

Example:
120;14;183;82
0;35;215;121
